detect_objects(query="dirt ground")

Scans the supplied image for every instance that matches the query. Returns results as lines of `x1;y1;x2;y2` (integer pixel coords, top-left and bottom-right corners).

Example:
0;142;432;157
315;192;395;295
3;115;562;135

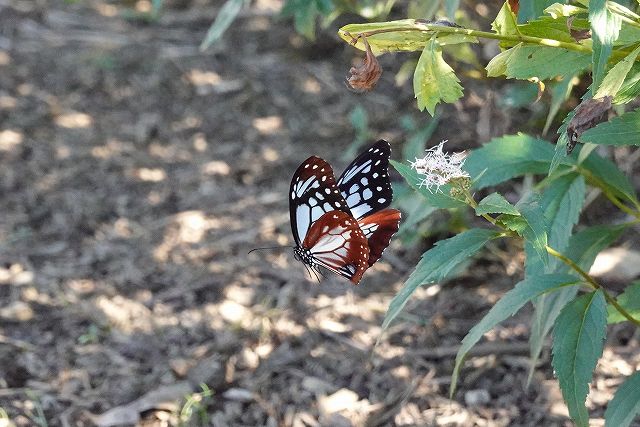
1;0;639;426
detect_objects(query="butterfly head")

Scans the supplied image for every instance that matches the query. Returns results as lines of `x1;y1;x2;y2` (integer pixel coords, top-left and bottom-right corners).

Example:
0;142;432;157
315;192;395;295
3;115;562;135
293;246;314;267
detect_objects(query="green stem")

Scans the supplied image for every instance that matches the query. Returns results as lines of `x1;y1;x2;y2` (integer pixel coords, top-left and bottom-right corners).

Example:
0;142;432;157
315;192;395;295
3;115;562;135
343;22;629;62
575;165;640;217
546;245;640;327
463;188;638;327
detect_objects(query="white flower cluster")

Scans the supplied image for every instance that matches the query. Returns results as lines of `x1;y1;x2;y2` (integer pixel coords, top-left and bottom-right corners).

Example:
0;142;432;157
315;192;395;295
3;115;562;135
409;140;469;193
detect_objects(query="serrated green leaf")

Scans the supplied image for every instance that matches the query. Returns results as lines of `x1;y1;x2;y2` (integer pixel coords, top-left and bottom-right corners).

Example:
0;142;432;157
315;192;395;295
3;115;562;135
492;1;519;36
552;290;607;427
465;134;565;189
200;0;245;50
529;285;580;383
542;174;585;254
413;38;463;115
390;160;466;208
614;62;640;104
580;108;640;146
519;16;589;43
497;45;592;80
528;221;623;383
605;371;640;427
517;194;549;266
595;45;640;99
382;229;500;330
607;281;640;324
589;0;622;91
476;192;520;216
451;273;579;396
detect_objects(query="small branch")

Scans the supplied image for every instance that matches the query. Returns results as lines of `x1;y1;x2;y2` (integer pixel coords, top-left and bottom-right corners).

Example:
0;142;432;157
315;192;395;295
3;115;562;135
546;245;640;327
342;21;631;62
345;23;593;54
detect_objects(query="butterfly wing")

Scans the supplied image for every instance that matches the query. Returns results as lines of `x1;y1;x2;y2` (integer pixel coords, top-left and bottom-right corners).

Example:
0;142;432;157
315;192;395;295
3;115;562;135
358;208;401;266
289;156;352;247
338;140;400;266
337;140;393;221
303;211;369;284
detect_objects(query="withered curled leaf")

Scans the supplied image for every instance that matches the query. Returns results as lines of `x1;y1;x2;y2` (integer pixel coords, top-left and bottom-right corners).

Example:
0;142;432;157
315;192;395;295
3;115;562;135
347;37;382;92
567;16;591;42
566;96;612;154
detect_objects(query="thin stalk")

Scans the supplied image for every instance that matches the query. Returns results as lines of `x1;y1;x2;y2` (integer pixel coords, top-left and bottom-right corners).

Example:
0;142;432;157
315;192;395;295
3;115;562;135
343;23;630;62
546;245;640;327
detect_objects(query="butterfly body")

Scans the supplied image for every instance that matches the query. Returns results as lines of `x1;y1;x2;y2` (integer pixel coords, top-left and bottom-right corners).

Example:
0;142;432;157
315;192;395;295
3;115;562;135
289;140;401;284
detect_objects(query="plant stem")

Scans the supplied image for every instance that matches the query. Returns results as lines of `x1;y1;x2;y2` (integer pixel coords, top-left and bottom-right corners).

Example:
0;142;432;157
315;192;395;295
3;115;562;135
464;193;498;226
464;188;639;327
546;245;640;327
342;21;629;62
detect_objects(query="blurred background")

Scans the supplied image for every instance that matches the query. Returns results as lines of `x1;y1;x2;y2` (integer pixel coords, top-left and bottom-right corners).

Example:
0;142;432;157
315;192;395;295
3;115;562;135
0;0;638;425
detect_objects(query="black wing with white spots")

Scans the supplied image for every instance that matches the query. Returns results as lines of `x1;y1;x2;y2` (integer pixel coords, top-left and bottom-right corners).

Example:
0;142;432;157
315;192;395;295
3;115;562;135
289;156;352;247
337;140;393;221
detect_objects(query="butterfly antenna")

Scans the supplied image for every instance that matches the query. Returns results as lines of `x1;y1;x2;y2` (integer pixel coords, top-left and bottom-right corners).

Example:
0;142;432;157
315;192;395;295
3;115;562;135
248;245;293;254
312;265;325;282
302;263;315;281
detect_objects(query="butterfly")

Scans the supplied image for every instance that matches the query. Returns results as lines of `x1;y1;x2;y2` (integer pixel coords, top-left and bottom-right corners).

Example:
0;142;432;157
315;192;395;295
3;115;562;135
289;140;401;284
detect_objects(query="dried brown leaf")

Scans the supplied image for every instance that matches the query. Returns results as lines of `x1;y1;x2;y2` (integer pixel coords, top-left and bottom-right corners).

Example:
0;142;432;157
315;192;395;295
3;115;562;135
567;16;591;42
566;96;612;154
347;37;382;92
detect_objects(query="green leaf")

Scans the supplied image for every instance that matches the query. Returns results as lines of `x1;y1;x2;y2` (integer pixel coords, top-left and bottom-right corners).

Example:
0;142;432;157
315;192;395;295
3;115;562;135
614;62;640;104
465;134;563;189
542;174;585;255
543;74;576;135
413;38;463;115
200;0;245;50
444;0;460;20
589;0;622;91
528;222;623;384
605;371;640;427
476;192;519;216
529;285;580;382
314;0;332;15
580;108;640;146
595;45;640;99
382;229;500;330
544;3;588;19
607;281;640;324
518;0;559;22
519;16;589;43
488;44;592;80
580;148;639;205
492;1;519;36
552;290;607;427
517;194;549;266
390;160;466;208
451;273;579;396
563;224;626;271
549;131;570;175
